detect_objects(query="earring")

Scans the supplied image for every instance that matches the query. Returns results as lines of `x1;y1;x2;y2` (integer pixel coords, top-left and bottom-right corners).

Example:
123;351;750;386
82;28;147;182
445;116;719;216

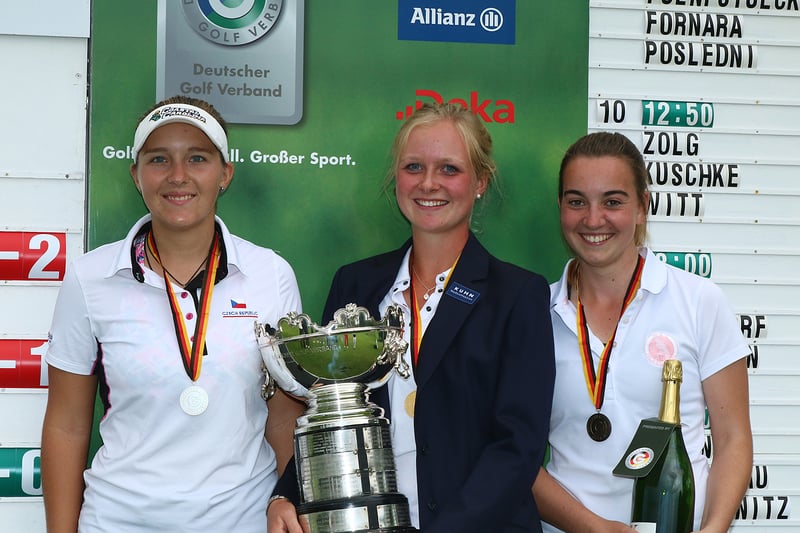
476;193;482;199
219;186;225;193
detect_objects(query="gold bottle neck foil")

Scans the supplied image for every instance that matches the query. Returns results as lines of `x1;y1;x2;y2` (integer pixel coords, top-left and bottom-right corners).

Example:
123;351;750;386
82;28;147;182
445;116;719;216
658;359;683;425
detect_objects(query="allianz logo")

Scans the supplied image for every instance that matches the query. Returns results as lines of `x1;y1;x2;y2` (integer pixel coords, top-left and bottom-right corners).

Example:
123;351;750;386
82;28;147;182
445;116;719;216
410;7;505;32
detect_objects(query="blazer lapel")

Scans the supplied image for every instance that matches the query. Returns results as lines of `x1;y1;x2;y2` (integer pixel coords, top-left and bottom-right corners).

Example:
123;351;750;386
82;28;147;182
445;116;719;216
323;240;411;324
413;233;489;389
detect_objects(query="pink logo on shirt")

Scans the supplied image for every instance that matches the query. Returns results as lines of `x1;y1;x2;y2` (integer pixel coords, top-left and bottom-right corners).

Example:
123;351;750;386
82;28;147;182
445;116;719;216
645;332;677;365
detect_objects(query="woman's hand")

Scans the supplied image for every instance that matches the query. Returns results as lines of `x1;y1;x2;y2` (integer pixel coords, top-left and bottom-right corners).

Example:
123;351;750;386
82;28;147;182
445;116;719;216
534;467;639;533
267;498;306;533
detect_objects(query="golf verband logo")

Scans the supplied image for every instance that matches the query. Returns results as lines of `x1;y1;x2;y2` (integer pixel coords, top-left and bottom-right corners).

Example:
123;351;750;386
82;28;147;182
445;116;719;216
398;0;515;45
182;0;283;46
626;447;655;470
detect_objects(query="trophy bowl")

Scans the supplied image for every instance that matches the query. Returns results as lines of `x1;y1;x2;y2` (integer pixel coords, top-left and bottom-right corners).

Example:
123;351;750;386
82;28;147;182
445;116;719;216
255;303;417;533
257;303;410;397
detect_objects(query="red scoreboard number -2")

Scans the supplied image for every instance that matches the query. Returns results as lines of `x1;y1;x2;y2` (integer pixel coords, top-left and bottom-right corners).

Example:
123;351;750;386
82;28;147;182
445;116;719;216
0;232;66;281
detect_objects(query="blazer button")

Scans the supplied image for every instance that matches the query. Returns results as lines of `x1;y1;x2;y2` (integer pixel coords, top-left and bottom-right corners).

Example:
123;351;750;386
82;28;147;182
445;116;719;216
420;444;429;455
427;501;437;511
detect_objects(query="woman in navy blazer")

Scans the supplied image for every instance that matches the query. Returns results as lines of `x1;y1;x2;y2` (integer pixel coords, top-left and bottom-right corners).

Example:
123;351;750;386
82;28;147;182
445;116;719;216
268;103;555;532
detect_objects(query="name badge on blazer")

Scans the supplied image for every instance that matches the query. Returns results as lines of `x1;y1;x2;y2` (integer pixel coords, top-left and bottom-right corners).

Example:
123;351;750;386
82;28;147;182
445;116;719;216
446;282;480;305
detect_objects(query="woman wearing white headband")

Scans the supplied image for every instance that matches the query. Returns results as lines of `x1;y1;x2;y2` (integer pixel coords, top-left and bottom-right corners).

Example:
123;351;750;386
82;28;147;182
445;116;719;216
41;96;304;532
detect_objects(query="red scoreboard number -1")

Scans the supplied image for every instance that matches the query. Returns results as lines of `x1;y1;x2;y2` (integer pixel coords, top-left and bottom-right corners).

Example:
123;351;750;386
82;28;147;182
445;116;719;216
0;339;48;389
0;231;66;281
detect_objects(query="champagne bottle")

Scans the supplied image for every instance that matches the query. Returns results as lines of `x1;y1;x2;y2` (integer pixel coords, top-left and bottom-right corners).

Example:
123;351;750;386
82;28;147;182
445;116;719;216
630;359;695;533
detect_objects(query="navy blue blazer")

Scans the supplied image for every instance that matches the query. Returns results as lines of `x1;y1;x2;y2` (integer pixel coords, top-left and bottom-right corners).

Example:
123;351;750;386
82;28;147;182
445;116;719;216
274;233;555;532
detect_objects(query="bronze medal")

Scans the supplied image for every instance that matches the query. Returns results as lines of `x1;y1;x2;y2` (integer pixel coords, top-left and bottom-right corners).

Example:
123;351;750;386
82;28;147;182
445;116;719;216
587;412;612;442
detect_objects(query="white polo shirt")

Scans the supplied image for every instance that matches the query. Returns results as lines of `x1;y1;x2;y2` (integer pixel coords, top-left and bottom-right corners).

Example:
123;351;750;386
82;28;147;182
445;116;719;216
46;214;301;532
544;248;749;532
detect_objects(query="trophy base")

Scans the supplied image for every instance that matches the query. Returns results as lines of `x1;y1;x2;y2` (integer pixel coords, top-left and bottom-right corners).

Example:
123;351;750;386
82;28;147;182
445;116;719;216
298;493;417;533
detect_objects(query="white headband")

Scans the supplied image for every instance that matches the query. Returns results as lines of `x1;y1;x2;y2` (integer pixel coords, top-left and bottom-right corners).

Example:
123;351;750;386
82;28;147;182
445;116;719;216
131;103;229;163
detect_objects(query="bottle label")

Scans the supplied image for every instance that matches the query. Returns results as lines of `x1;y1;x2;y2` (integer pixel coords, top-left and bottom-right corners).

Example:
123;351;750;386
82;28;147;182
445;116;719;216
613;419;677;478
631;523;656;532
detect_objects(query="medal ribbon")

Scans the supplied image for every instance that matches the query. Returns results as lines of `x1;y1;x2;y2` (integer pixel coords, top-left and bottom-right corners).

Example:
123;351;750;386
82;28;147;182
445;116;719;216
409;253;460;366
147;231;220;382
576;254;644;410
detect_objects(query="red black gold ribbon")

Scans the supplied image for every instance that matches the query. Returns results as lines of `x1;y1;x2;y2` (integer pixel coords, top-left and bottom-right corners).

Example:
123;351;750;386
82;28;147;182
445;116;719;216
147;231;221;382
576;254;644;410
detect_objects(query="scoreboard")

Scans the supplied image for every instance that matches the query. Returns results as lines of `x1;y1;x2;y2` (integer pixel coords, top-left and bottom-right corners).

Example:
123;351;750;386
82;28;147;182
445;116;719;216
590;0;800;528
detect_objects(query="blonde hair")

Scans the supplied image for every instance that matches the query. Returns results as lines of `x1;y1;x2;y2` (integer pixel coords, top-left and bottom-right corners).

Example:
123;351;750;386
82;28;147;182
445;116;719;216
383;102;497;197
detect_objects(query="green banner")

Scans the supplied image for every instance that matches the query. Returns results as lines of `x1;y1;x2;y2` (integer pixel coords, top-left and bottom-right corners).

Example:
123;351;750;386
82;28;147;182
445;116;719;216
90;1;588;318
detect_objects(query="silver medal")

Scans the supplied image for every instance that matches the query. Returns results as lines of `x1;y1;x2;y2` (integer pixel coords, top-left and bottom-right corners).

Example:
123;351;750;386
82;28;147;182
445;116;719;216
180;385;209;415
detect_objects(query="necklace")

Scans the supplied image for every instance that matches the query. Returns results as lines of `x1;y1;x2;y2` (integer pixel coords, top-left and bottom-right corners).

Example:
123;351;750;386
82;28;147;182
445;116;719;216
146;237;210;288
411;263;436;300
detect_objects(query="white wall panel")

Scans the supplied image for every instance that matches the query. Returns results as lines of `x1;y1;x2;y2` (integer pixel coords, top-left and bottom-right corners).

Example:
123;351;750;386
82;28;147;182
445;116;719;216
0;287;62;336
0;0;89;38
649;220;800;249
0;393;47;443
0;5;88;529
0;178;86;230
0;502;45;532
591;68;800;101
745;343;800;370
591;1;800;529
0;35;87;173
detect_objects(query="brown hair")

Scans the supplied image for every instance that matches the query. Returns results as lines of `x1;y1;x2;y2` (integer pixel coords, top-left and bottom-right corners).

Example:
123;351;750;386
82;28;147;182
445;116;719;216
137;95;228;133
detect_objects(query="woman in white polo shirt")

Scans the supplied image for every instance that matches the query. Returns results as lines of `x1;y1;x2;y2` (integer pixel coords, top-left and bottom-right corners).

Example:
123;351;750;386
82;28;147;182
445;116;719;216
532;132;752;532
41;96;304;532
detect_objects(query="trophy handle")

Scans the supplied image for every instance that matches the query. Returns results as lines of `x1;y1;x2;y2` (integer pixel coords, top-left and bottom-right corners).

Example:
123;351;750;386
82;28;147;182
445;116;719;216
386;328;411;380
255;321;312;399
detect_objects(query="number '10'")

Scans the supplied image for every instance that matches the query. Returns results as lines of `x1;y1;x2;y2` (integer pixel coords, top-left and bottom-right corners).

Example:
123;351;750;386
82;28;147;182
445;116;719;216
598;100;626;124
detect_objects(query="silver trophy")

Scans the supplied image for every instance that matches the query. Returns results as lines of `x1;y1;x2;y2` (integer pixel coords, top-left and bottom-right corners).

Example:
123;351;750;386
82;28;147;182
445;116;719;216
255;303;417;533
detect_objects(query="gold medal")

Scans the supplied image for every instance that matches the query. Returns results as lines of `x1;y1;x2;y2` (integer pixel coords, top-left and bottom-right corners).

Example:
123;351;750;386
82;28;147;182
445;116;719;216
404;390;416;417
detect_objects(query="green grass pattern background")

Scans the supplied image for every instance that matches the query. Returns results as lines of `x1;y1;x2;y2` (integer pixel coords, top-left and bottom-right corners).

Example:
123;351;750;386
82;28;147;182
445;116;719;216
89;1;588;318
